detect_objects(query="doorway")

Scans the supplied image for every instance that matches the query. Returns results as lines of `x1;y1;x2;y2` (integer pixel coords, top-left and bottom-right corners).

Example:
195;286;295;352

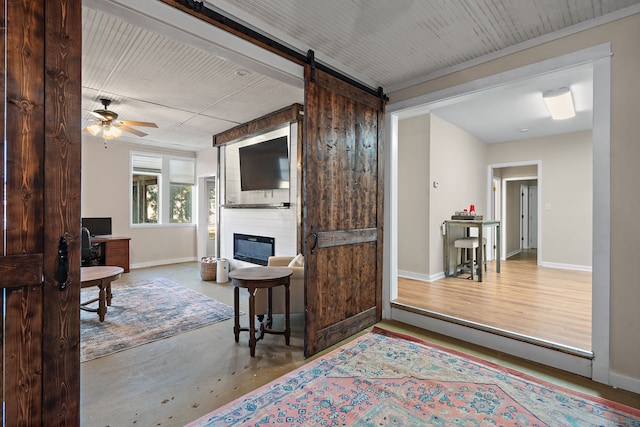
79;1;305;423
205;177;217;258
386;45;610;380
493;163;541;263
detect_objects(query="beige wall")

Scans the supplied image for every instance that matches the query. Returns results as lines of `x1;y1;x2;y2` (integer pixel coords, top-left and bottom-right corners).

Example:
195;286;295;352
390;13;640;388
398;116;430;277
499;165;537;178
81;136;198;268
430;114;487;273
197;147;217;177
397;114;487;279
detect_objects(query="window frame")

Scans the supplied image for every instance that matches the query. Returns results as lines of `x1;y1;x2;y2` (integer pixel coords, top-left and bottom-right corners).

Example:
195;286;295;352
130;152;196;227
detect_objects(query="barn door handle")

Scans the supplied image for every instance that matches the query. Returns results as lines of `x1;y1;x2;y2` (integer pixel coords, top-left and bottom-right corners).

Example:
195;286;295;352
310;226;318;254
57;236;69;291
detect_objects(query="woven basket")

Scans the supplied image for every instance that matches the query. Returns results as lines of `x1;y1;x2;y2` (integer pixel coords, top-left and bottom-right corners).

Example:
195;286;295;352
200;257;217;281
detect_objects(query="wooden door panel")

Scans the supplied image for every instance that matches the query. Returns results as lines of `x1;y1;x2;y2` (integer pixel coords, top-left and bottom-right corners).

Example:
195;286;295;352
0;255;44;288
2;0;82;424
4;0;45;254
2;1;47;422
3;286;44;425
307;99;378;231
41;0;83;422
311;243;378;321
304;67;384;356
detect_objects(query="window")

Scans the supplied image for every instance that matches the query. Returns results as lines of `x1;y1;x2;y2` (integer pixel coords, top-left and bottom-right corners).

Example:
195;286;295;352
131;154;195;225
169;159;195;223
132;155;161;224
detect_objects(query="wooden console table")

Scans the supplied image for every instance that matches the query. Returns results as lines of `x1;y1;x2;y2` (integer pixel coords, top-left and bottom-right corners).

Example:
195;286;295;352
230;266;293;357
81;266;124;322
92;236;131;272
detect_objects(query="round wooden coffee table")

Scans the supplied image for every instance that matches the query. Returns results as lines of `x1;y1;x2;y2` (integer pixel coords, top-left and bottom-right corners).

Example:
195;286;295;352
230;266;293;356
81;266;124;322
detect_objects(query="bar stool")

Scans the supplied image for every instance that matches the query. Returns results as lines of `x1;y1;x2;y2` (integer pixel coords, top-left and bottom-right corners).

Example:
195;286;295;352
454;237;487;280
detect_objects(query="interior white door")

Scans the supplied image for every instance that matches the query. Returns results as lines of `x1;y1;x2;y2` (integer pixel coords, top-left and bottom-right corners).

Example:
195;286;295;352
491;177;501;260
528;186;539;249
520;184;529;250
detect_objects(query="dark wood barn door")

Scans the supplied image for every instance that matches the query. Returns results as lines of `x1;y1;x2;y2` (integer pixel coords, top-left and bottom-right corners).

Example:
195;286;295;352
303;68;384;356
1;1;82;424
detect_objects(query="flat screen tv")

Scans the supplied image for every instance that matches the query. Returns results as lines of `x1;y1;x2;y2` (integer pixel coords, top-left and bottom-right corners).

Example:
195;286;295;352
239;136;289;191
81;217;112;236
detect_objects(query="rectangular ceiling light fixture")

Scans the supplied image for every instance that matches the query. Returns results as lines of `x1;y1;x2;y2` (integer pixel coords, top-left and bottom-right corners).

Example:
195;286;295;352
543;87;575;120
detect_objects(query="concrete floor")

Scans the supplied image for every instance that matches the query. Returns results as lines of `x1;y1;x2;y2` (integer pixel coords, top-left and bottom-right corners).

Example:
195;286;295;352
81;262;640;426
81;262;308;426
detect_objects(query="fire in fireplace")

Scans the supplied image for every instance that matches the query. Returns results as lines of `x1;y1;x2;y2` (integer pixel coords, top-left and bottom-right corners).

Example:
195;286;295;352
233;233;275;266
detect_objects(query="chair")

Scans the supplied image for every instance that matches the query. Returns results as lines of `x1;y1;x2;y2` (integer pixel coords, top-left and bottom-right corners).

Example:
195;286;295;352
255;256;305;317
454;237;487;280
82;227;101;266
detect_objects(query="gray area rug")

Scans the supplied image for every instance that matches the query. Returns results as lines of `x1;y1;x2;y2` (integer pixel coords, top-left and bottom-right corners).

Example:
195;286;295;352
81;278;234;362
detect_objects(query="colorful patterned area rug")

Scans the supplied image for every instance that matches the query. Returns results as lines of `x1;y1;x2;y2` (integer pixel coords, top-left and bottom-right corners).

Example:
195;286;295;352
187;327;640;426
81;278;234;362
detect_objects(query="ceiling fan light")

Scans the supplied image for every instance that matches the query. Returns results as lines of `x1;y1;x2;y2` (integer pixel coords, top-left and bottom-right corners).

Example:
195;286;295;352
87;124;102;136
111;126;122;138
543;87;575;120
102;124;114;139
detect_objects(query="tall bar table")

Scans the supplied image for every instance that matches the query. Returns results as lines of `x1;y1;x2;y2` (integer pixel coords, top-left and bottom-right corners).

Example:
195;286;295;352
444;219;501;282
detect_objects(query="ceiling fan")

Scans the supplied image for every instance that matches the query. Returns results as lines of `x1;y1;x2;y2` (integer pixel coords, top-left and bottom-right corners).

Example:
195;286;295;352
83;98;158;139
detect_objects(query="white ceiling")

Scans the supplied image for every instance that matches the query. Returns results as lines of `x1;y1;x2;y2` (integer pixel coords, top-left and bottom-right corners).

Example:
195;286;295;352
429;64;594;143
82;1;304;151
81;0;640;151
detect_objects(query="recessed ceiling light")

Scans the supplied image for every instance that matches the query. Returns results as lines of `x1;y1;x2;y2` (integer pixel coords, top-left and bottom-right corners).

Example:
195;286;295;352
235;69;250;77
519;128;529;133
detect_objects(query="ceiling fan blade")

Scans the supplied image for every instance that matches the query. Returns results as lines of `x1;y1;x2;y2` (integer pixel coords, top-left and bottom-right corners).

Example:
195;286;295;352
88;110;108;120
118;124;148;137
119;120;158;128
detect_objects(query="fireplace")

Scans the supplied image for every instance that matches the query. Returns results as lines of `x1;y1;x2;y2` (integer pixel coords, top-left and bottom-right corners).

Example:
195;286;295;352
233;233;275;266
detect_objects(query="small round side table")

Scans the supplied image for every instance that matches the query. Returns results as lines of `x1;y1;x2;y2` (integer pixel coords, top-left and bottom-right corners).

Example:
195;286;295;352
229;266;293;357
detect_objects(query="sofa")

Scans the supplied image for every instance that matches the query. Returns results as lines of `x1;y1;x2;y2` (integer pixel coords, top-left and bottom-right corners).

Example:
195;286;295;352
254;256;304;316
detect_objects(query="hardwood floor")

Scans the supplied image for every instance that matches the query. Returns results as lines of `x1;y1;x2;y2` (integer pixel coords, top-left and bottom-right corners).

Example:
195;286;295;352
394;252;592;352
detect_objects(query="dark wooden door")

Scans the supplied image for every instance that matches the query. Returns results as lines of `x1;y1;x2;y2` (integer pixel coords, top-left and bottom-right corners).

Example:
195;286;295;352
303;68;384;356
1;1;82;424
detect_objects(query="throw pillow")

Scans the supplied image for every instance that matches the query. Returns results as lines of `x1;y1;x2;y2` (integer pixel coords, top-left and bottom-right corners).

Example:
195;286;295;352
288;253;304;267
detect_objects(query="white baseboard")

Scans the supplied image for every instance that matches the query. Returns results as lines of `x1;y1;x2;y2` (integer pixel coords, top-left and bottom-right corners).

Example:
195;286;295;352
609;371;640;394
539;261;592;272
398;270;444;282
506;249;520;258
131;257;197;270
